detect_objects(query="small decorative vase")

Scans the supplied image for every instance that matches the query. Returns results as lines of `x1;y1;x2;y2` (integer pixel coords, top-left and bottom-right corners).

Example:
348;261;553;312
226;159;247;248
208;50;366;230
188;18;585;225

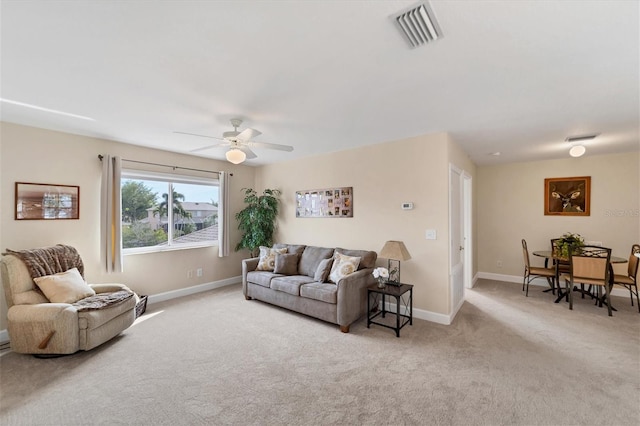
377;278;386;289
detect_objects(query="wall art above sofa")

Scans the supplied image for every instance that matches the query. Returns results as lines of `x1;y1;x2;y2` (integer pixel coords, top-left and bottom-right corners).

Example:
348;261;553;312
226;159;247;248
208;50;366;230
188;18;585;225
296;186;352;218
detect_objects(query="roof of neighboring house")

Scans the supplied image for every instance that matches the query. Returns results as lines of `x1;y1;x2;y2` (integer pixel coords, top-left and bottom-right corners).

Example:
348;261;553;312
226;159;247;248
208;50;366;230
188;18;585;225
158;225;219;245
181;202;218;212
146;202;218;213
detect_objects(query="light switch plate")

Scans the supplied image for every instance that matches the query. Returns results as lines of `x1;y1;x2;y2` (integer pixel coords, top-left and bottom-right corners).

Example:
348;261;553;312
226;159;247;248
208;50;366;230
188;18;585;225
425;229;437;240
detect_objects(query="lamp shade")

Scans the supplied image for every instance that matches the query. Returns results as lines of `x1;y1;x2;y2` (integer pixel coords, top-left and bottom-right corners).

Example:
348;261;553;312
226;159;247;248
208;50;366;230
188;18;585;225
226;148;246;164
379;240;412;261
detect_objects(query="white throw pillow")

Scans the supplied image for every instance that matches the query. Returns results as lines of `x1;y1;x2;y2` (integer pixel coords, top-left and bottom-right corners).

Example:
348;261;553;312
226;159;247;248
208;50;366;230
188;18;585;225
33;268;96;304
256;246;288;271
329;253;361;284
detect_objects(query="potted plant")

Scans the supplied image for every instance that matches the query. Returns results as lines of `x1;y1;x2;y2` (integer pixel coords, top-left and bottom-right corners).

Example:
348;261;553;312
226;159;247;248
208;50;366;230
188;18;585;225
235;188;282;257
555;232;585;259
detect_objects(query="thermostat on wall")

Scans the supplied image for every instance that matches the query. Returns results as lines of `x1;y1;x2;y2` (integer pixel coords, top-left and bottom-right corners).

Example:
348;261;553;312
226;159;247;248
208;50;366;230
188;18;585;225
401;202;414;210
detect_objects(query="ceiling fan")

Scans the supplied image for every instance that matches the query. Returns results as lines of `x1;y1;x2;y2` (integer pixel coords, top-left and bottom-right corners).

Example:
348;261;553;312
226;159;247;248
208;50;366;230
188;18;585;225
175;118;294;164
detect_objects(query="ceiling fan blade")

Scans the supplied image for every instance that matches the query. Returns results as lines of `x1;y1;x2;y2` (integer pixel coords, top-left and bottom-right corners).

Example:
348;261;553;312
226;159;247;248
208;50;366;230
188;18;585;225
190;143;228;153
236;128;262;142
247;141;294;152
174;131;225;141
239;146;258;159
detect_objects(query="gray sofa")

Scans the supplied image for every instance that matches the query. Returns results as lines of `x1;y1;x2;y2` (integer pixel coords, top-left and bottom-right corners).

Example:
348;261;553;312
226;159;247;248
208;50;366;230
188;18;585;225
242;244;377;333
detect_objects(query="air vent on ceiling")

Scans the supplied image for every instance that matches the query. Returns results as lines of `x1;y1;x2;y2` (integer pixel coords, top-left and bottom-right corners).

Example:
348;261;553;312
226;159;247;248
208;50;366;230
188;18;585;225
565;134;599;142
393;2;442;49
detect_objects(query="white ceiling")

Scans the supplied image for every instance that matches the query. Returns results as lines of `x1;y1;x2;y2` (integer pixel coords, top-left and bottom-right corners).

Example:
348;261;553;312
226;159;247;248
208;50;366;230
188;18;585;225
1;1;638;166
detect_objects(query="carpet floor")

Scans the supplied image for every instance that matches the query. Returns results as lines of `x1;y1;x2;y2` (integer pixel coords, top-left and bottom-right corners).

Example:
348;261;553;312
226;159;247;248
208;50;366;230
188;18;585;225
1;279;639;425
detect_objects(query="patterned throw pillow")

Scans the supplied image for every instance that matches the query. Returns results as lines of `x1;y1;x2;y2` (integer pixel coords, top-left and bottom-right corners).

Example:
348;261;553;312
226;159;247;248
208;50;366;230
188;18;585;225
329;252;361;284
256;246;288;271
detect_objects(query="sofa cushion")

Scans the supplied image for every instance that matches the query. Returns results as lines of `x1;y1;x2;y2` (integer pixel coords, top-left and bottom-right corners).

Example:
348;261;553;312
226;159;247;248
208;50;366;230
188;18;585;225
33;268;96;304
273;243;306;256
271;275;315;296
299;246;334;277
256;246;288;271
300;282;338;304
247;271;283;288
274;253;299;275
314;257;333;283
329;253;361;284
335;248;377;270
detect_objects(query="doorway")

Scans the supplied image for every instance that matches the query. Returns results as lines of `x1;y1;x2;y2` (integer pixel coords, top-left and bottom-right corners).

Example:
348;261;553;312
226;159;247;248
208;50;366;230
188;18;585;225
449;164;472;317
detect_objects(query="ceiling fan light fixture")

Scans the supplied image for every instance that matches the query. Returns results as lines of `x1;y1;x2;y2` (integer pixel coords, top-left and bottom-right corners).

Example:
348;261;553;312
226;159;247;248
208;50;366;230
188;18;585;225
226;148;246;164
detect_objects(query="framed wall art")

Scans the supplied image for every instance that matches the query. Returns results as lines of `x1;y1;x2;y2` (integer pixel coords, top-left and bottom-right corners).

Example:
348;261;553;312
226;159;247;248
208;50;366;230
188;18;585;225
296;187;353;218
15;182;80;220
544;176;590;216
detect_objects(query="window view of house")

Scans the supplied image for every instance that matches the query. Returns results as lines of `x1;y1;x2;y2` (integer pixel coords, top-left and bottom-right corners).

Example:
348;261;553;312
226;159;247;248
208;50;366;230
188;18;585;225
121;177;219;251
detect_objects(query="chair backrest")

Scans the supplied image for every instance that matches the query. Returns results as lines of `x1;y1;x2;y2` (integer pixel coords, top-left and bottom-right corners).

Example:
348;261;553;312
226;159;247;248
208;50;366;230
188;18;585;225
521;239;531;269
627;244;640;280
1;254;49;308
569;245;611;286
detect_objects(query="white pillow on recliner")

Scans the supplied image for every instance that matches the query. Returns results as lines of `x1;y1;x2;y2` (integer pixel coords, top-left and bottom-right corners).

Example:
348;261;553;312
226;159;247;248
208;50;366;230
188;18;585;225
34;268;96;304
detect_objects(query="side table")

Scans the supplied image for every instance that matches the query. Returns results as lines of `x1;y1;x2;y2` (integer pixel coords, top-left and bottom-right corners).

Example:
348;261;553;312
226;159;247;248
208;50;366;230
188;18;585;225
367;283;413;337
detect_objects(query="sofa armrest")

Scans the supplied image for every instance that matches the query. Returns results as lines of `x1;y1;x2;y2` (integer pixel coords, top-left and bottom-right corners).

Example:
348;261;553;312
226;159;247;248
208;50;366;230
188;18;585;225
7;303;79;354
336;268;376;327
90;283;133;294
242;257;260;296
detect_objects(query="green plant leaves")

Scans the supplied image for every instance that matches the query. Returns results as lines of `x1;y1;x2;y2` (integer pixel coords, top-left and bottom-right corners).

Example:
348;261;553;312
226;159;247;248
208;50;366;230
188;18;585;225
235;188;281;256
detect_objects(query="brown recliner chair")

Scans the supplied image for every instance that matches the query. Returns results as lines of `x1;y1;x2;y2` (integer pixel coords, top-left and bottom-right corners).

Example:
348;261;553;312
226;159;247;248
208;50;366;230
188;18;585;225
1;245;137;355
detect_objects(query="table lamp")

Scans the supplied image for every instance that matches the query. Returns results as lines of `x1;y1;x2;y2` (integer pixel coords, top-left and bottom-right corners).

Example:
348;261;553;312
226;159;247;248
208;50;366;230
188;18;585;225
379;240;411;285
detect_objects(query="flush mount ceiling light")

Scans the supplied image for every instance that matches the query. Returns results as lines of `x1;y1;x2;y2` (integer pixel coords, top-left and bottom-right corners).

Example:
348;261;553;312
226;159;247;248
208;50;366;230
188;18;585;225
569;145;586;157
393;2;442;49
225;148;246;164
565;134;598;158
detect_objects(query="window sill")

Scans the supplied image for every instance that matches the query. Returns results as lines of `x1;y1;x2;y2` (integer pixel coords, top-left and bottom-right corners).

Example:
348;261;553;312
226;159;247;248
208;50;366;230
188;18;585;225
123;242;218;256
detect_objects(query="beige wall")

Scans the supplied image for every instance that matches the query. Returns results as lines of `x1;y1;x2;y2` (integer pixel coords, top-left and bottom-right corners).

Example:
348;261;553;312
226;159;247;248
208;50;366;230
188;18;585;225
0;122;257;330
477;152;640;279
256;132;476;317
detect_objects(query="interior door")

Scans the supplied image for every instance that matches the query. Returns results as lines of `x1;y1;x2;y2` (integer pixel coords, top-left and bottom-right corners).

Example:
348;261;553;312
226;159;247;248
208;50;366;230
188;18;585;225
449;165;465;314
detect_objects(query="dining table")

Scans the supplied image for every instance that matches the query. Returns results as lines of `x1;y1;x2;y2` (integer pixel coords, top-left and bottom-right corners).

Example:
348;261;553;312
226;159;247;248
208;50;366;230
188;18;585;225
532;250;627;307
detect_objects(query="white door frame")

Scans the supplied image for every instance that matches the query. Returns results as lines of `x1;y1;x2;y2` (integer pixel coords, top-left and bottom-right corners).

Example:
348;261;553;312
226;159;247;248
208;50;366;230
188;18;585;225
462;172;473;289
449;164;473;317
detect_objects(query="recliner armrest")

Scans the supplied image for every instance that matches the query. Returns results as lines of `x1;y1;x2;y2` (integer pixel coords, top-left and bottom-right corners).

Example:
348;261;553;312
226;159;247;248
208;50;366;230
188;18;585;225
7;304;80;354
90;283;133;294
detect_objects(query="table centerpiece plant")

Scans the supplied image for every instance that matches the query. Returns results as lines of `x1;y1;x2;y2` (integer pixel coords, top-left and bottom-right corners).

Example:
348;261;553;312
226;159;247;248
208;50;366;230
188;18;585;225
555;232;585;259
372;267;390;288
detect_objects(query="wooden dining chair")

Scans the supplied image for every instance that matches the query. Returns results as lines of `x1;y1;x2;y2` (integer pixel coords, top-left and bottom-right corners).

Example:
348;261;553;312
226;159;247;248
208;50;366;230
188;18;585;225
562;245;613;316
612;244;639;313
521;239;556;297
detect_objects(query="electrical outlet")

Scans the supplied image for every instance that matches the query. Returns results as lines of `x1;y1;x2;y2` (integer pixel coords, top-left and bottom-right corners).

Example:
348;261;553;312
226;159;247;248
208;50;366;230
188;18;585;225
196;268;203;277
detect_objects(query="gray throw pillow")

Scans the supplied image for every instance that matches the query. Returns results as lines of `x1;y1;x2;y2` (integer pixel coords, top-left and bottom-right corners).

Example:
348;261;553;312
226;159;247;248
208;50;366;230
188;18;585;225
314;258;334;282
274;253;299;275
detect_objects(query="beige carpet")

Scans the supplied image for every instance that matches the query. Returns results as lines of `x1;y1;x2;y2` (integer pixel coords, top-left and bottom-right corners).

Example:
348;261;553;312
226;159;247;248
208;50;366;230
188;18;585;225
1;279;639;425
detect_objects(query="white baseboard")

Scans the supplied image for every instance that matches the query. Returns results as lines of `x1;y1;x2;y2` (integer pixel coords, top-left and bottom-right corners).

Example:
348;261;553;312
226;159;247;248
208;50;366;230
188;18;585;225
476;272;629;297
0;329;8;344
147;276;241;305
384;301;452;325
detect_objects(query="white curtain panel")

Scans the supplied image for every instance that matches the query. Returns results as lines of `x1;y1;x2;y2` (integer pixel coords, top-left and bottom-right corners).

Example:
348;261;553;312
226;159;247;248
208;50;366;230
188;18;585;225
218;171;230;257
100;155;123;273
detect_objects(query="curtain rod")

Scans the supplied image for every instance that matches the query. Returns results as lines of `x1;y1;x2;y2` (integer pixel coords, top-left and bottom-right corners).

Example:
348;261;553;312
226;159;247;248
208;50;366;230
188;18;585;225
98;155;232;176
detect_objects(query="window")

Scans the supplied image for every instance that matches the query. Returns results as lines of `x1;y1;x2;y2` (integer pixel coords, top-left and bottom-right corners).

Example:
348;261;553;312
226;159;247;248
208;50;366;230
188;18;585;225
121;170;219;252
